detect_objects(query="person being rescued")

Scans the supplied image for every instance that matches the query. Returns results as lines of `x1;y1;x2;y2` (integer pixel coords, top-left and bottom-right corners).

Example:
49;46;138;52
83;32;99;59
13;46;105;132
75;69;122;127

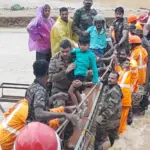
0;60;78;150
83;14;113;58
117;57;138;134
68;35;98;106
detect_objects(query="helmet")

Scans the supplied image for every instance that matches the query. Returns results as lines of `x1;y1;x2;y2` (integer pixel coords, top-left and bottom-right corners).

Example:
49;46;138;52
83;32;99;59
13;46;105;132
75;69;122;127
14;122;61;150
93;14;105;22
128;14;137;23
129;35;141;44
138;13;149;24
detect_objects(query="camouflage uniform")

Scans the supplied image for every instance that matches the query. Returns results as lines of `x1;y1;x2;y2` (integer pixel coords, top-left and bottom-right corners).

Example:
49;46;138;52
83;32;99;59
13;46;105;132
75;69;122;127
48;52;73;95
26;79;74;141
112;18;129;53
95;84;123;150
26;79;49;124
72;7;97;36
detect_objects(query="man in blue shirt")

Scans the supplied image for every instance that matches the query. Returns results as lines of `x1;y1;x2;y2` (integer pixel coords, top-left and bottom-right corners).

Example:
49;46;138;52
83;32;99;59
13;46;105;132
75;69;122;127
86;14;113;57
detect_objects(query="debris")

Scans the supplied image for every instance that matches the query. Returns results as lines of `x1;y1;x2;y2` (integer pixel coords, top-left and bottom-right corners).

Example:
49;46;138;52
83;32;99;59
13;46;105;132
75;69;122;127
11;4;24;11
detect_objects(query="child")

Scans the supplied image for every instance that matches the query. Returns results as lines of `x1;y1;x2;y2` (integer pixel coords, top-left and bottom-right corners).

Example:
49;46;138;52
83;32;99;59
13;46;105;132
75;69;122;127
68;35;98;105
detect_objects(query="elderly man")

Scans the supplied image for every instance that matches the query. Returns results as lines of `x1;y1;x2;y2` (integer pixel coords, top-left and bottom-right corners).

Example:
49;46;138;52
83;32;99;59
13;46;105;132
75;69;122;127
95;71;123;150
72;0;97;36
51;7;78;56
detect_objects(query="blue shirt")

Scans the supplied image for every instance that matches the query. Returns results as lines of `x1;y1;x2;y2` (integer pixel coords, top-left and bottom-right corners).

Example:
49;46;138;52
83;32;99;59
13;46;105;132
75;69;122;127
87;26;109;50
71;48;98;83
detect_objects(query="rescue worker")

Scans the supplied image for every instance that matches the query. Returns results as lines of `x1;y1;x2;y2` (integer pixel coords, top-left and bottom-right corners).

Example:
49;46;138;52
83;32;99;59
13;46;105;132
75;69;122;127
26;60;78;149
0;99;28;150
109;7;129;53
129;35;148;115
14;122;61;150
115;47;129;74
134;29;150;53
51;7;78;56
48;39;94;106
95;71;123;150
72;0;97;36
48;40;81;98
128;14;143;30
0;94;77;150
130;35;148;85
134;29;150;113
118;58;138;134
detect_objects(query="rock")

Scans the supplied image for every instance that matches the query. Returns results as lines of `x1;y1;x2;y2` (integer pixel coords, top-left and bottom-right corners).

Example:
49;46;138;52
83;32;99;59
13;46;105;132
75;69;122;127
11;4;24;11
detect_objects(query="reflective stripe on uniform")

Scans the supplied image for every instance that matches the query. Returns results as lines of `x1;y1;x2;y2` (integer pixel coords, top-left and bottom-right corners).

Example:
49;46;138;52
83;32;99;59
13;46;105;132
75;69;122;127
1;103;22;136
138;64;147;69
139;52;147;69
0;145;2;150
130;67;138;73
120;84;130;89
119;72;131;90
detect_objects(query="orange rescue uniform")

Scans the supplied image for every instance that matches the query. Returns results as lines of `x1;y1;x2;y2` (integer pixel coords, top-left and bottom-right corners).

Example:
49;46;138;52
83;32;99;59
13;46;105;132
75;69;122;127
130;45;148;85
0;100;65;150
0;99;28;150
117;59;138;134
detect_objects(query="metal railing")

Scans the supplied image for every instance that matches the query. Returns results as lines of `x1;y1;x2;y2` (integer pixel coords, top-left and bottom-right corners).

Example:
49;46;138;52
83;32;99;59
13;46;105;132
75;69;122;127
0;83;29;113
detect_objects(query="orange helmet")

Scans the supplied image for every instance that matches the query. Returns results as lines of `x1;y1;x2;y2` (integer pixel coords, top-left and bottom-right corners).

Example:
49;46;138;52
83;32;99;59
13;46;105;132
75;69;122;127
129;35;141;44
128;14;137;23
14;122;61;150
138;13;149;24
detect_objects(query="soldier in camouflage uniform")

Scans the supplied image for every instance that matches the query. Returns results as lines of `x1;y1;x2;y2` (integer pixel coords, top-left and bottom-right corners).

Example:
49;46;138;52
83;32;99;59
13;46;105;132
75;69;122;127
72;0;97;36
26;60;78;149
48;40;83;106
95;71;123;150
109;7;129;54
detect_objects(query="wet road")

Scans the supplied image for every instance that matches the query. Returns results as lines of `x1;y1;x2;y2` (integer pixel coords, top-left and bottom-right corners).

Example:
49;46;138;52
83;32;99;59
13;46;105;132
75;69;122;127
0;29;150;149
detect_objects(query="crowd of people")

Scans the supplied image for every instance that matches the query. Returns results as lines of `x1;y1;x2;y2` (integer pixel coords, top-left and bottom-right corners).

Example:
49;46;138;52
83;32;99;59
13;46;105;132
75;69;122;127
0;0;150;149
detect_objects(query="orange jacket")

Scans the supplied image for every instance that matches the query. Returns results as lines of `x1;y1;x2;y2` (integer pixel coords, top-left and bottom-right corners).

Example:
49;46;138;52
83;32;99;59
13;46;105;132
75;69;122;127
0;99;64;150
130;45;148;84
118;59;138;106
0;99;28;150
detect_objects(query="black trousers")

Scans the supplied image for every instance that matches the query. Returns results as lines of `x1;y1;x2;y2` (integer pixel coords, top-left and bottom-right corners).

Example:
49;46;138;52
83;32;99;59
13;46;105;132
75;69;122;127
36;51;51;63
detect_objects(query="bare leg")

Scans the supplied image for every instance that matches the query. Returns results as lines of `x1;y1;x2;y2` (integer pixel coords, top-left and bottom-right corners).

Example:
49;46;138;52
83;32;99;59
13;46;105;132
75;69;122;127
68;84;79;106
75;90;82;104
